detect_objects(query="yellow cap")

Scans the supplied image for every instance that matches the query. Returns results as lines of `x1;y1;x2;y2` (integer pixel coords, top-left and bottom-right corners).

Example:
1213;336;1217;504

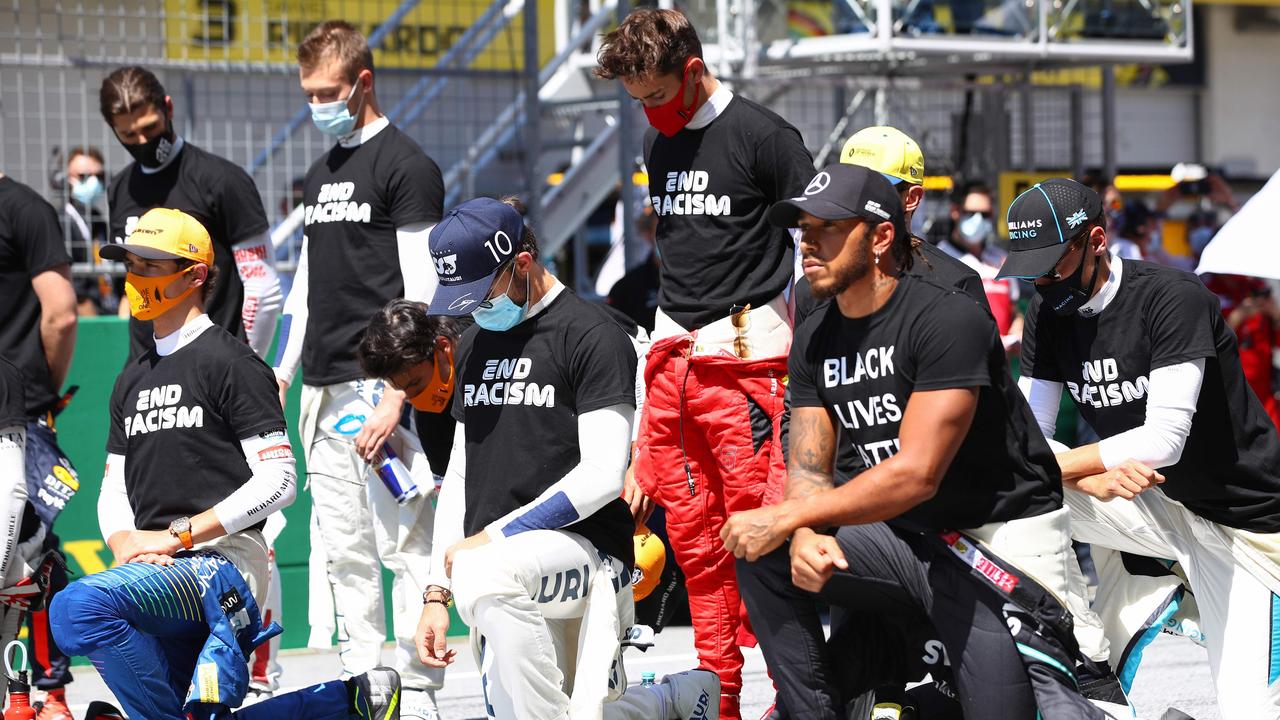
632;523;667;602
839;126;925;186
100;208;214;265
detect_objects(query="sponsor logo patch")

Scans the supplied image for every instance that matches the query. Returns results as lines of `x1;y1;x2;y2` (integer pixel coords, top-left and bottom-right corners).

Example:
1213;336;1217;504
257;444;293;462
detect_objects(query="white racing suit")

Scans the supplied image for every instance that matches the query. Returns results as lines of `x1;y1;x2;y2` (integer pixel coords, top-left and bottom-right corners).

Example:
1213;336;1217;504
299;378;442;693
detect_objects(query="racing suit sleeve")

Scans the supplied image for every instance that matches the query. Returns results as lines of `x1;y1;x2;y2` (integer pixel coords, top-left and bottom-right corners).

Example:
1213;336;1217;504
1018;375;1063;441
0;425;27;581
232;231;284;361
272;236;309;386
212;431;298;535
483;403;634;539
97;452;134;542
1097;359;1205;470
396;222;438;304
426;422;467;591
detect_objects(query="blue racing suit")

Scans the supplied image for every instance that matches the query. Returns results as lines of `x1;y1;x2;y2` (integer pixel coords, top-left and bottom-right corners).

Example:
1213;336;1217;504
50;548;351;720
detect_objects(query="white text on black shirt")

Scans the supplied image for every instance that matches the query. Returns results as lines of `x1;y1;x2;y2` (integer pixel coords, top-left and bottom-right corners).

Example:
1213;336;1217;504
463;357;556;408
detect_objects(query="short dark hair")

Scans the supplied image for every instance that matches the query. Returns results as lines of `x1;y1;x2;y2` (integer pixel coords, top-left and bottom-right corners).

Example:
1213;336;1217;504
594;9;703;81
68;146;105;165
358;300;463;380
500;195;540;260
955;180;993;204
100;66;167;124
297;20;375;83
177;258;218;303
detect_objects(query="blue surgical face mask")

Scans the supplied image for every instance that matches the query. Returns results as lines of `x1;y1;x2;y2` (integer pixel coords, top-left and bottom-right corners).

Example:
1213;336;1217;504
473;268;528;332
71;175;104;206
310;82;364;137
958;212;994;247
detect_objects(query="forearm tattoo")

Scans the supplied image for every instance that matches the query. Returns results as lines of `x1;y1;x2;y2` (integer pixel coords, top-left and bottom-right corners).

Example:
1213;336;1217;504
785;410;835;502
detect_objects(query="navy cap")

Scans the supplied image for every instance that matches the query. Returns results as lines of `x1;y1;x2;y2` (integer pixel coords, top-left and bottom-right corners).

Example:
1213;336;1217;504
428;197;525;316
997;178;1103;279
768;163;908;240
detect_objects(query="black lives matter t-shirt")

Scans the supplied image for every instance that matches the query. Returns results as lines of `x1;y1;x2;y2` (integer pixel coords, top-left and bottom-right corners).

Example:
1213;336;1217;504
108;143;269;361
0;356;24;430
107;324;286;532
790;275;1062;530
302;125;444;386
0;177;70;416
1022;260;1280;531
644;96;814;330
452;290;637;567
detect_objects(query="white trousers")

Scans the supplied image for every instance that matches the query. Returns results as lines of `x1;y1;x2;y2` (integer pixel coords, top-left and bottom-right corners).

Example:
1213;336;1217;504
300;381;443;691
452;529;675;720
967;505;1111;663
1065;487;1280;718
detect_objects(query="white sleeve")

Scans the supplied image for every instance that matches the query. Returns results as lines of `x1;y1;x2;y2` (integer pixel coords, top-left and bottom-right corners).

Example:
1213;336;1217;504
483;403;633;540
1098;359;1205;470
426;422;467;590
212;430;298;535
97;452;134;542
396;222;438;303
232;231;284;360
272;236;309;386
1018;375;1063;441
0;426;28;580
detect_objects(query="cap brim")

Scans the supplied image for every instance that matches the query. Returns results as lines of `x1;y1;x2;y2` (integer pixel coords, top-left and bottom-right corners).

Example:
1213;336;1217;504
99;243;186;262
996;242;1072;280
767;198;861;228
428;272;500;317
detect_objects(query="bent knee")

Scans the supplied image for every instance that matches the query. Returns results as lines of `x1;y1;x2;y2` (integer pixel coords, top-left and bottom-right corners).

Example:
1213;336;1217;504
50;580;122;655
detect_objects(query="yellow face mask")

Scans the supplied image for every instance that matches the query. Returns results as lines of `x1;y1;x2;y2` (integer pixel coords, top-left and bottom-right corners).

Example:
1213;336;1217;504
124;266;197;321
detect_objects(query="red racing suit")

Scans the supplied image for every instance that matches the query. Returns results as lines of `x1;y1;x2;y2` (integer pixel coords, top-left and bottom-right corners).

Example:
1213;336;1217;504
633;334;788;719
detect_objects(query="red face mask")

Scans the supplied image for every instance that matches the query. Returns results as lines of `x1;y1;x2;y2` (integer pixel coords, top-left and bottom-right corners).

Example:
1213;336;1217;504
643;58;703;138
408;346;455;414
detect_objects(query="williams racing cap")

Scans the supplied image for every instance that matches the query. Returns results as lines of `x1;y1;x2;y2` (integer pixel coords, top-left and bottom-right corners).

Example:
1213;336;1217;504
767;163;908;240
428;197;525;316
840;126;925;186
99;207;213;265
996;178;1103;279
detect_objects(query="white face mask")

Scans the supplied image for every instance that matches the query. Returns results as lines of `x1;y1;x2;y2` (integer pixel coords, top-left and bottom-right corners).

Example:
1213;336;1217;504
71;175;104;206
958;212;994;247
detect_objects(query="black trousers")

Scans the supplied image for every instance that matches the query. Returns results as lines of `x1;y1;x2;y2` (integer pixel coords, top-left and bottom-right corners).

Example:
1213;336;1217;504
738;523;1040;720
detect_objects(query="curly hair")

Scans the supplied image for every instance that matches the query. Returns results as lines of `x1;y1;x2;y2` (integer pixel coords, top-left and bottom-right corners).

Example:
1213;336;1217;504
594;9;703;80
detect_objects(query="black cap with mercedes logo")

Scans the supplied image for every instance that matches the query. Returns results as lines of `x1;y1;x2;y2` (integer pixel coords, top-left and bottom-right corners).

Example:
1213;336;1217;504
996;178;1103;280
767;163;909;241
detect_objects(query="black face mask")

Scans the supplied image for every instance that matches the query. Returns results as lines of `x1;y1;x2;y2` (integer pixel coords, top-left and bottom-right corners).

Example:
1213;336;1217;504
1036;245;1100;317
122;119;176;169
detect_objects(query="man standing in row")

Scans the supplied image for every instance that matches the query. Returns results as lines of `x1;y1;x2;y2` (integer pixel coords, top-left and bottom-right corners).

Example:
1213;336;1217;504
100;66;282;363
272;21;446;719
595;11;815;717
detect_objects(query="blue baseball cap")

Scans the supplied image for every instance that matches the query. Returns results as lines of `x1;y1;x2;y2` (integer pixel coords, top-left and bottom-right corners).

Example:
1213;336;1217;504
428;198;525;316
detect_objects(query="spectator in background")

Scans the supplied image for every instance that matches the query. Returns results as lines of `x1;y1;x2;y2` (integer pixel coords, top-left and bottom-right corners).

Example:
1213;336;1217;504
941;181;1023;351
1082;171;1126;237
1204;273;1280;430
1117;200;1193;270
59;146;121;316
606;205;660;333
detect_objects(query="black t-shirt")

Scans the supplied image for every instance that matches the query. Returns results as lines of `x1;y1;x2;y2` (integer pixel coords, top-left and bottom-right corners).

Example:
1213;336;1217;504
643;96;814;330
107;323;286;532
1022;260;1280;531
0;356;24;430
302;125;444;386
787;238;990;481
452;289;637;567
606;254;660;333
108;143;269;361
789;275;1062;531
0;177;71;416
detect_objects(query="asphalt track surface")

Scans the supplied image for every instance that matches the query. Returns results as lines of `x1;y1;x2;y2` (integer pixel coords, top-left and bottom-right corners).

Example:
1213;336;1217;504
61;625;1219;719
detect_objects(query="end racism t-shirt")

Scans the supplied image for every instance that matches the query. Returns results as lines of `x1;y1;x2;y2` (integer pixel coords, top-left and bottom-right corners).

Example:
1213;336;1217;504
789;274;1062;531
1022;260;1280;532
452;290;637;567
108;143;269;361
302;124;444;386
107;323;286;532
0;177;71;417
644;96;814;330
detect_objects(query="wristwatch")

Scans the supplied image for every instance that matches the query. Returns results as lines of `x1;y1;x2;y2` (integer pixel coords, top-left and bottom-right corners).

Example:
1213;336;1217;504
168;516;193;550
423;587;454;608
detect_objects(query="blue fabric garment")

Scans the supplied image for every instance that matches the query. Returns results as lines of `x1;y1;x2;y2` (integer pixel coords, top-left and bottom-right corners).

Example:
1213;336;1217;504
50;549;349;720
